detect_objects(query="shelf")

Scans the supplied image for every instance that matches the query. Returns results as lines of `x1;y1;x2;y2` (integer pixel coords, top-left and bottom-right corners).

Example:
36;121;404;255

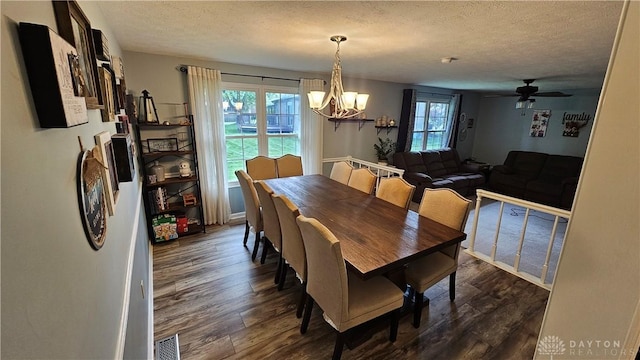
375;125;398;135
152;202;202;216
142;150;195;160
137;123;192;129
145;175;198;187
153;224;205;243
135;114;205;244
328;118;374;131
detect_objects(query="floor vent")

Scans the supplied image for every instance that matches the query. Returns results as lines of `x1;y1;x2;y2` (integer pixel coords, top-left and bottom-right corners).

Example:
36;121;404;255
156;334;180;360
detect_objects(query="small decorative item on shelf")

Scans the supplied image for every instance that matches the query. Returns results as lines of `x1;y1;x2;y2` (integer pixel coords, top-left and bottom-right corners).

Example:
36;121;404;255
150;161;165;182
374;137;396;164
138;89;159;123
176;215;188;234
183;193;197;206
179;161;192;177
389;118;396;126
147;174;157;184
152;187;168;211
152;214;178;242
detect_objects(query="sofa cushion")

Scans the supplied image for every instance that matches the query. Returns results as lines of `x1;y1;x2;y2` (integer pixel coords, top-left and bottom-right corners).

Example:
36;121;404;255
401;152;428;173
439;148;461;174
421;151;447;177
506;151;548;180
537;155;583;184
526;180;563;196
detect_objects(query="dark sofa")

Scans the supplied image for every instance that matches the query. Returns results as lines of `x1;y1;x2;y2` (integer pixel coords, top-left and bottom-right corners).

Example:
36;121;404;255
489;150;583;209
393;148;486;203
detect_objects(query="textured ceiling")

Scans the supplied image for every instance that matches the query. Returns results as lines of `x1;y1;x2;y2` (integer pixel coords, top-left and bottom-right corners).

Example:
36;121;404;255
97;1;624;93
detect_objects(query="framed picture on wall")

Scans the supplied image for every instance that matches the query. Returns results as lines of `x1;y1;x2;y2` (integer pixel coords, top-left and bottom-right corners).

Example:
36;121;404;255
52;0;102;109
99;65;116;122
94;131;119;215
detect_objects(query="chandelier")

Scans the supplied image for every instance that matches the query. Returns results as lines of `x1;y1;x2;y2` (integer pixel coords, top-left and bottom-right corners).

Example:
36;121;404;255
308;35;369;119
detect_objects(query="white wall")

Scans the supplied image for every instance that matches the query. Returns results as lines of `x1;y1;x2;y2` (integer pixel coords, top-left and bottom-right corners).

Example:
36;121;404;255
536;1;639;358
471;93;599;165
1;1;149;358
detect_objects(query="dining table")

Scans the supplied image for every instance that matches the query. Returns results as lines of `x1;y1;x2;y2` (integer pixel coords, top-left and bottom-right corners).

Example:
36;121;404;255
263;174;467;280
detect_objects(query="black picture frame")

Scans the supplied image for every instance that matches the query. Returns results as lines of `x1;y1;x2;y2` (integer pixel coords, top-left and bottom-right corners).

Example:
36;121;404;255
52;0;102;109
77;149;107;250
99;65;116;122
147;138;179;153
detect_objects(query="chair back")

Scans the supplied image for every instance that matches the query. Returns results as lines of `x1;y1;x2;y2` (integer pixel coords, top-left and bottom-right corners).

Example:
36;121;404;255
376;177;416;209
235;170;262;231
329;161;353;184
254;181;281;250
276;154;303;178
347;168;377;194
296;215;348;324
246;156;277;180
273;194;306;280
418;188;471;258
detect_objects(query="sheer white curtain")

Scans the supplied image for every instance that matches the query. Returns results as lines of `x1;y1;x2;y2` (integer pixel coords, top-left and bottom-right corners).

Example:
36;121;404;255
299;79;324;174
187;66;230;225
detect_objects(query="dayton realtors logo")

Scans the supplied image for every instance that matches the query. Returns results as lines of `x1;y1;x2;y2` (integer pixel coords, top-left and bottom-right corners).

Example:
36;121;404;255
538;335;566;358
538;336;632;358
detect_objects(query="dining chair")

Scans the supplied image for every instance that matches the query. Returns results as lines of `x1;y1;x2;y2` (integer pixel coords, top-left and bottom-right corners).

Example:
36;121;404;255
375;177;416;210
296;215;404;360
329;161;353;185
254;181;283;278
347;167;377;194
275;154;303;178
272;194;307;318
235;170;263;261
246;155;277;180
404;188;472;328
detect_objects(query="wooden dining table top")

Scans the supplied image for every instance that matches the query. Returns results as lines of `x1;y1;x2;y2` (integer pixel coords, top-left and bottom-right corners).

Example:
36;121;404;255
263;174;467;280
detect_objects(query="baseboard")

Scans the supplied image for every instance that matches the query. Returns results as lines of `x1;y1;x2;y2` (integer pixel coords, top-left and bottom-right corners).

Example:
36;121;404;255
116;187;143;359
148;243;155;359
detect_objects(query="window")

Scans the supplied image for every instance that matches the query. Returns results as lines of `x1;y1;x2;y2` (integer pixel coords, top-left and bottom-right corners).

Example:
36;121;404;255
223;84;300;182
411;100;451;151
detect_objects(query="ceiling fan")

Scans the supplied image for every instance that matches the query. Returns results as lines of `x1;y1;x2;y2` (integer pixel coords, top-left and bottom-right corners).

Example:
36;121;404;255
507;79;573;101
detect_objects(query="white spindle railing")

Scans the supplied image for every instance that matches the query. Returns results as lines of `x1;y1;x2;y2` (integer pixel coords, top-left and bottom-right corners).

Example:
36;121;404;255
465;189;571;290
322;156;404;188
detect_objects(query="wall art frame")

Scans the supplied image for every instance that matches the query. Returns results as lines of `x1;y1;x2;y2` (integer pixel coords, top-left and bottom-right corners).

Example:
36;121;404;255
77;149;107;250
99;65;116;122
95;131;119;215
147;138;179;153
18;22;89;128
52;0;102;109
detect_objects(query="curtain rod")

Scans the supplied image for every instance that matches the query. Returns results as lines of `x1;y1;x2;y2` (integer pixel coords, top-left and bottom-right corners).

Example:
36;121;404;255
177;65;300;83
416;90;454;97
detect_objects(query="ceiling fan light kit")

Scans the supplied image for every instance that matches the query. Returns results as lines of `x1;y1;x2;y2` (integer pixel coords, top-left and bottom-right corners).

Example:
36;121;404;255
508;79;571;111
307;35;369;119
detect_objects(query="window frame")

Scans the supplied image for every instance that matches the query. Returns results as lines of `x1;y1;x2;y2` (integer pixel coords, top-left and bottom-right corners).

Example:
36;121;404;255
223;82;300;185
411;98;451;151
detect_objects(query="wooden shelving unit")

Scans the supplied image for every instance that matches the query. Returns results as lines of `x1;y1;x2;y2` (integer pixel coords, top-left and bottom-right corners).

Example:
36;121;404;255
134;121;205;243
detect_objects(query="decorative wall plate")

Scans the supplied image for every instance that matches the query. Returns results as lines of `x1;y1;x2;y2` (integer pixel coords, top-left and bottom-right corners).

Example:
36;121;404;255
77;149;107;250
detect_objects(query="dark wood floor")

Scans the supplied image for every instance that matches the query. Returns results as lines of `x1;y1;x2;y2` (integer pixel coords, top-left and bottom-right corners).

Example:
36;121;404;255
153;223;549;359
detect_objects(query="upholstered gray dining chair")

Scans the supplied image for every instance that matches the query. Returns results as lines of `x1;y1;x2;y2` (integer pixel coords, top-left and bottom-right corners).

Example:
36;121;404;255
375;177;416;210
246;155;277;180
272;194;307;318
275;154;303;178
404;188;471;328
329;161;353;185
254;181;283;279
235;170;263;261
297;215;404;360
347;167;377;194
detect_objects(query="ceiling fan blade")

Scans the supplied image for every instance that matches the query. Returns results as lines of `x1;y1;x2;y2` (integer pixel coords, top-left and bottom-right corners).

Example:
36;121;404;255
532;92;573;97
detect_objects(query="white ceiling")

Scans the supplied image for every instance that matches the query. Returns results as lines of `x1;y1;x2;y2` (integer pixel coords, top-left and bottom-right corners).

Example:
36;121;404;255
97;1;624;93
